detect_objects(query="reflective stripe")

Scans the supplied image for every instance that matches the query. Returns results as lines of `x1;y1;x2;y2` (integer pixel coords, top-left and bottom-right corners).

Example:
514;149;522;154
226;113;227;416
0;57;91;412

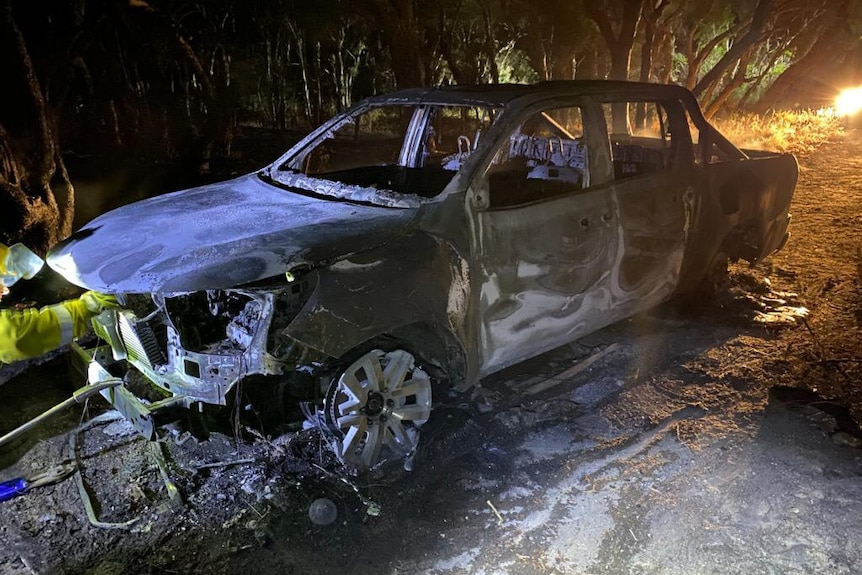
0;244;9;275
50;304;75;345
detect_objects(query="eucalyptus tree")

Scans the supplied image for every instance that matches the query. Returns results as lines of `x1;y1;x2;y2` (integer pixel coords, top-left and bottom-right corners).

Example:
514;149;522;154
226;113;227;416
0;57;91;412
0;0;102;250
667;0;848;117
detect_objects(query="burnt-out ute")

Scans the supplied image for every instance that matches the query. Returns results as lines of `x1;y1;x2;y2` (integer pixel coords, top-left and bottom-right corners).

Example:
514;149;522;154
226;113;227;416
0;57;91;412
48;81;797;472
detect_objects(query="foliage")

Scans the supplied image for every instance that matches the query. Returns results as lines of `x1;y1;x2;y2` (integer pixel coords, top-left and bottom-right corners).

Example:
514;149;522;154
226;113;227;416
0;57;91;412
495;45;539;84
8;0;862;153
712;109;844;154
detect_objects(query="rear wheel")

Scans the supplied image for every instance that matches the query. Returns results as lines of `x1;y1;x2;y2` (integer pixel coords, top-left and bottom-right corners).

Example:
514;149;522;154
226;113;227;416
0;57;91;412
699;250;730;296
676;250;731;313
325;349;432;473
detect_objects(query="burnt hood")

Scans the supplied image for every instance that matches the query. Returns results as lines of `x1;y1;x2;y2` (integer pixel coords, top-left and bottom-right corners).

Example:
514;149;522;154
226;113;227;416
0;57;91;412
47;173;417;293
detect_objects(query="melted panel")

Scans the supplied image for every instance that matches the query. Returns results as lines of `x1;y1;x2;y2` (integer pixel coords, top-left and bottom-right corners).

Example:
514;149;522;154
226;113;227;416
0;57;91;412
613;182;689;293
476;189;616;374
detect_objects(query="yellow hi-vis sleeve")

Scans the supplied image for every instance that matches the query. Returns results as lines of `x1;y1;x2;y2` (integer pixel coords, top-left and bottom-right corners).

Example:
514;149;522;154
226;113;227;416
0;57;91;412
0;299;95;364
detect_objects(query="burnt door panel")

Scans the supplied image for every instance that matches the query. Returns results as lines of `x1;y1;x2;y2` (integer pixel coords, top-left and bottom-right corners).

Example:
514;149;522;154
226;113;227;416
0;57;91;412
678;153;796;292
598;100;693;312
704;154;797;261
474;189;617;375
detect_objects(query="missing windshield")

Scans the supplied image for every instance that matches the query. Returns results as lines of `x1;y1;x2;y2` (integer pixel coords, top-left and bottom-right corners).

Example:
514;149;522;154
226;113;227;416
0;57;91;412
277;104;499;201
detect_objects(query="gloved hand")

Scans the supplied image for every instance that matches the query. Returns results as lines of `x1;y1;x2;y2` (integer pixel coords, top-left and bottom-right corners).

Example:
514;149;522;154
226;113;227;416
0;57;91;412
80;291;120;314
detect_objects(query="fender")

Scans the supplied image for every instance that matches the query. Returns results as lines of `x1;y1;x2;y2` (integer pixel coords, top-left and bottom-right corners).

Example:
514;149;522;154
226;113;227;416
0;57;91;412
283;231;473;382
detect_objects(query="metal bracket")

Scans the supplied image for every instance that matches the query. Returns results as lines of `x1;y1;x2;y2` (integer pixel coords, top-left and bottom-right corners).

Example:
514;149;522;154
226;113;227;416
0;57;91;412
101;385;157;440
86;360;186;441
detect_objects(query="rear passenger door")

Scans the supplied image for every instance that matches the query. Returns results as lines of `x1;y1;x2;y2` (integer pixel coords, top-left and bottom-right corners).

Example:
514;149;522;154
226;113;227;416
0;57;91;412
596;98;694;318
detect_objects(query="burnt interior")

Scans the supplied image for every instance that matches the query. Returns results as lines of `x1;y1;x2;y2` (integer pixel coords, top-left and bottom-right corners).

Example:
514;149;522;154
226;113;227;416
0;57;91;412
488;162;583;207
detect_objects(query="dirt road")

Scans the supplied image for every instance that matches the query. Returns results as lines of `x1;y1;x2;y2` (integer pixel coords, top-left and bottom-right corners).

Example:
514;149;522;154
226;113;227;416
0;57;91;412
2;132;862;575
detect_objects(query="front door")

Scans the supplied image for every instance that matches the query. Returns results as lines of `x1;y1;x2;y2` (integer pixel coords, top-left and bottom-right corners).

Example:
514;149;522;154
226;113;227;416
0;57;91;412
469;104;619;375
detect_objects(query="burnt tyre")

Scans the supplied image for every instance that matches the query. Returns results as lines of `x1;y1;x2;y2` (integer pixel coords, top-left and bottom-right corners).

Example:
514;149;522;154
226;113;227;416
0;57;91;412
325;349;432;473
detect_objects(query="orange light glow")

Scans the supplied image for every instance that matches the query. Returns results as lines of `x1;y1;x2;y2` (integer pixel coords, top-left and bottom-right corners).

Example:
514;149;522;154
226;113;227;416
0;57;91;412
835;87;862;117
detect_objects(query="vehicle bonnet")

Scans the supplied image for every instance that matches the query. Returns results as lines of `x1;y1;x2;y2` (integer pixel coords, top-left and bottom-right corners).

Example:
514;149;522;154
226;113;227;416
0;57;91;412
47;173;416;293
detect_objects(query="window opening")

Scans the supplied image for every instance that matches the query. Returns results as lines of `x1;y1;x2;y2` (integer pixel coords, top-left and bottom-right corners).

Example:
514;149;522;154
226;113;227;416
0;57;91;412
486;106;588;208
602;101;673;179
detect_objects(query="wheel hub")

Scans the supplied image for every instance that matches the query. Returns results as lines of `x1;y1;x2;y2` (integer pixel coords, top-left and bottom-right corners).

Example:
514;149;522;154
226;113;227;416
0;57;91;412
364;391;385;416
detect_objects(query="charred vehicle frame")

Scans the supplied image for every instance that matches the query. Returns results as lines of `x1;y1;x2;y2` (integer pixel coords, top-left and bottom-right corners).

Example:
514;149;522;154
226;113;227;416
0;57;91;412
48;81;797;472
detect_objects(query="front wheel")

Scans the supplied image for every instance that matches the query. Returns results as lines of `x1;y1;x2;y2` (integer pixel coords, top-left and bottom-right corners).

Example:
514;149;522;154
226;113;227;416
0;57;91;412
325;349;432;473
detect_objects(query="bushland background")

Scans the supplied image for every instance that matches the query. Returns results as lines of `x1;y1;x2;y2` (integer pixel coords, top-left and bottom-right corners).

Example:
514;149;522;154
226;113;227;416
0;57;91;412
1;0;861;253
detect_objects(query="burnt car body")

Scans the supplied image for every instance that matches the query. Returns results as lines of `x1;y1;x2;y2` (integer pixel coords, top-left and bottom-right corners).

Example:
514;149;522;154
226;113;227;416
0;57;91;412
48;81;797;471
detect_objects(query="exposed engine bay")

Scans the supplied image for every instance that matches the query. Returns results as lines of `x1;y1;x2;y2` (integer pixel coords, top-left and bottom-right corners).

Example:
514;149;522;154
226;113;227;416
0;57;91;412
86;273;328;438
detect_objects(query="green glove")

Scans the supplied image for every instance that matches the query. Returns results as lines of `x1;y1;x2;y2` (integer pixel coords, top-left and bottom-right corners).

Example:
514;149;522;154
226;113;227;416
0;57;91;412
80;291;120;314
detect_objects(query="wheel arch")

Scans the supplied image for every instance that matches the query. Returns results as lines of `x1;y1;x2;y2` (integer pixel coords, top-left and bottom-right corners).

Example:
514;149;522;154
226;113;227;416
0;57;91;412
282;232;475;388
386;321;469;393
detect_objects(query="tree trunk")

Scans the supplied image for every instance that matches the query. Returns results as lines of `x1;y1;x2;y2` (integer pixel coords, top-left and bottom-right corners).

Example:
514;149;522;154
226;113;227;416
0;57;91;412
585;0;643;132
703;50;753;118
0;0;73;253
372;0;428;88
574;44;598;79
584;0;643;81
678;22;736;91
693;0;774;99
478;0;500;83
287;20;315;126
439;7;480;85
635;0;669;128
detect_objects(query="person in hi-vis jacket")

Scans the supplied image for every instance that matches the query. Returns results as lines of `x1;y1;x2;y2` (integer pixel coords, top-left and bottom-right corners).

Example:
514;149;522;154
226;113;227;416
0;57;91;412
0;242;118;363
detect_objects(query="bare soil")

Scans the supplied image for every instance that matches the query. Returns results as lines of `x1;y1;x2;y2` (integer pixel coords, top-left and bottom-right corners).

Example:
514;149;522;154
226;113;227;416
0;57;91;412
2;131;862;575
